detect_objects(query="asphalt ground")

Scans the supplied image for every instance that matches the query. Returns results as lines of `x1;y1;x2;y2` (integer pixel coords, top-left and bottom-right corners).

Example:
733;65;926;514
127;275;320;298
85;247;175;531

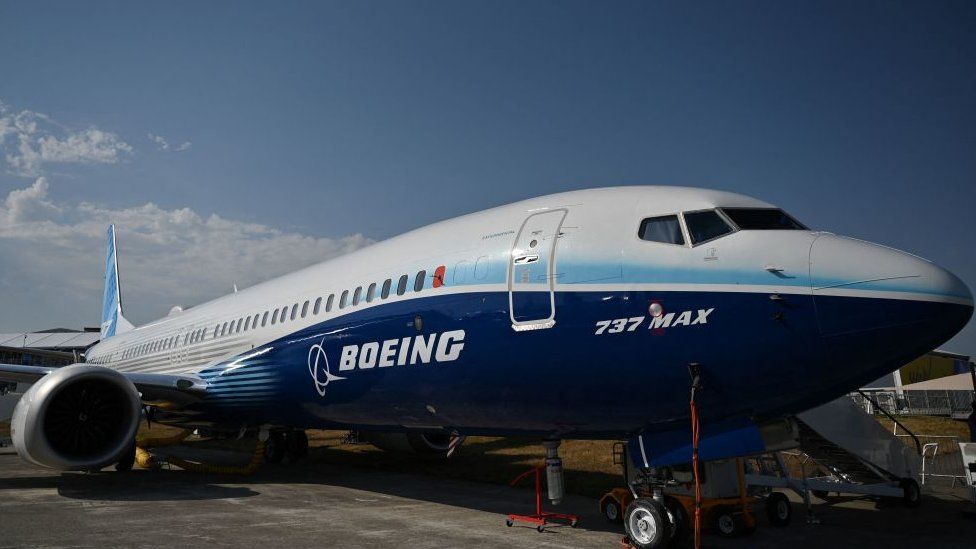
1;448;976;548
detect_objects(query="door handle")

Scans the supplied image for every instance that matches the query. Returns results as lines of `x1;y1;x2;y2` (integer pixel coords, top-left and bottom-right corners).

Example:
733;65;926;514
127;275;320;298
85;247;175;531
514;254;539;265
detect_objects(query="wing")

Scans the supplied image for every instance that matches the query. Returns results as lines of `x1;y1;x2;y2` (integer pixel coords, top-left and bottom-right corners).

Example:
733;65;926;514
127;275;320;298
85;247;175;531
0;363;207;408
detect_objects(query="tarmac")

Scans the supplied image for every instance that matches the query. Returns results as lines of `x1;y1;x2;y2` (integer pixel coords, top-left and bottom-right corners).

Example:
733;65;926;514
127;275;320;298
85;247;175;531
1;447;976;548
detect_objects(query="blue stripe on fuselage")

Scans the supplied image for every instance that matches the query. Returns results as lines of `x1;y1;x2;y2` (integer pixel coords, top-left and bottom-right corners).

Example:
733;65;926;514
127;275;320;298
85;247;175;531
188;289;970;438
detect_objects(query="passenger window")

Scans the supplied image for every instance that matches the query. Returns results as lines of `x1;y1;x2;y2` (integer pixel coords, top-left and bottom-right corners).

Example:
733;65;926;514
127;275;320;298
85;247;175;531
638;215;685;245
366;283;376;302
262;311;269;327
243;318;250;332
271;309;279;324
340;290;349;308
397;275;408;296
414;270;426;292
281;306;289;322
301;300;309;318
381;279;391;299
353;286;362;305
684;210;734;245
313;297;322;315
326;294;335;312
290;304;298;320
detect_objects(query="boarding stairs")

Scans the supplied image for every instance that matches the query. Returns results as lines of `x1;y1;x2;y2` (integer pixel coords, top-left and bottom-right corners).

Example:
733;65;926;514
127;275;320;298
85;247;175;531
796;418;893;485
788;394;921;500
748;394;922;506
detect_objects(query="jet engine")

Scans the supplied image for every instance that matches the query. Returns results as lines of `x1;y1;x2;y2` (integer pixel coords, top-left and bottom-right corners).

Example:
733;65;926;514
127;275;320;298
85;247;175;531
360;431;461;455
11;364;141;471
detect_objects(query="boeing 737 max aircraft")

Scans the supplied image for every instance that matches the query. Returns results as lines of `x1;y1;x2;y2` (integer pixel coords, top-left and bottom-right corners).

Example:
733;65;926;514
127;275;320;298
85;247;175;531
1;187;971;497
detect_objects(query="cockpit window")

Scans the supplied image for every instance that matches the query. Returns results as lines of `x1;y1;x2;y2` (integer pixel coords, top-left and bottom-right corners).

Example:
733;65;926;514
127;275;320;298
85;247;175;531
638;215;685;245
684;210;734;245
721;208;806;230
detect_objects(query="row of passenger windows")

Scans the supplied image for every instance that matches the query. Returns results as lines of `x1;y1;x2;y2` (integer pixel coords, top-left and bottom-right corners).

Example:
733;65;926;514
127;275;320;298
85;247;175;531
121;327;208;360
212;268;435;339
638;208;806;247
118;267;443;361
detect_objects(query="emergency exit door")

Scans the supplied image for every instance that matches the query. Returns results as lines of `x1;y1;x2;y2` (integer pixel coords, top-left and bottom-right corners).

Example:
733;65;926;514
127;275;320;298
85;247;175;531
508;209;567;330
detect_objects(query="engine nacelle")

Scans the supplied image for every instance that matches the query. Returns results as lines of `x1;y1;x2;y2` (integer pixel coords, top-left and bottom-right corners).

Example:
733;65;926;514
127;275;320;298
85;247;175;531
11;365;141;471
360;431;461;455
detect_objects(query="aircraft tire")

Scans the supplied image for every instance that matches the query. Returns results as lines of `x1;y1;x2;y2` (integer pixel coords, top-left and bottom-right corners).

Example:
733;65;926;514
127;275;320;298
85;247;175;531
285;430;309;462
264;431;285;464
623;498;670;549
663;496;689;543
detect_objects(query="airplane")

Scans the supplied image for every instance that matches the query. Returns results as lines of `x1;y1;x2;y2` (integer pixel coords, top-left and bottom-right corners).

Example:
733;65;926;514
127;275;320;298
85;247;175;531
1;186;972;547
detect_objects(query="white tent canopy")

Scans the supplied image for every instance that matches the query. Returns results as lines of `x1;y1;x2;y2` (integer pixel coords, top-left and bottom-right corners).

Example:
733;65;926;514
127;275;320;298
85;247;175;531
897;373;974;391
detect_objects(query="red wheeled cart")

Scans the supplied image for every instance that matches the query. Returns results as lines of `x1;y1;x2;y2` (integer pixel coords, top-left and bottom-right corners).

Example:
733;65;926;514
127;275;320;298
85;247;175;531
505;465;581;532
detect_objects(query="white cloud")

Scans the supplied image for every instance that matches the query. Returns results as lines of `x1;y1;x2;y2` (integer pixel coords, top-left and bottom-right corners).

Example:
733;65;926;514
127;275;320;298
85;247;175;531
0;101;132;176
0;179;372;325
148;132;192;152
147;132;169;150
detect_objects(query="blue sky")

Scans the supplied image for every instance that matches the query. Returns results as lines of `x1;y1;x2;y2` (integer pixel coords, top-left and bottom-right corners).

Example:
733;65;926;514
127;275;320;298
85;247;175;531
0;1;974;355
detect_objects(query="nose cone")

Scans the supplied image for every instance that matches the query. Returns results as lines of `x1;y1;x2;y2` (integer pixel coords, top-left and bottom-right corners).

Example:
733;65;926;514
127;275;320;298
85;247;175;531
810;234;973;306
809;234;973;386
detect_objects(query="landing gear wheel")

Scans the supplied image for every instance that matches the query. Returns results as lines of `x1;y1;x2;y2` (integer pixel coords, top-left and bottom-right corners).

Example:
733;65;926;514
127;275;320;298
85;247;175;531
570;518;579;528
715;507;742;538
603;498;623;524
505;519;513;527
624;498;671;549
285;430;309;462
663;496;690;544
115;442;136;472
900;478;921;508
264;431;285;464
537;524;545;533
766;492;792;526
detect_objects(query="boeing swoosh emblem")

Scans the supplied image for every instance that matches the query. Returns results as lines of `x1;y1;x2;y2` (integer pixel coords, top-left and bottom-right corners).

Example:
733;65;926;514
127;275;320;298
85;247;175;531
308;339;345;396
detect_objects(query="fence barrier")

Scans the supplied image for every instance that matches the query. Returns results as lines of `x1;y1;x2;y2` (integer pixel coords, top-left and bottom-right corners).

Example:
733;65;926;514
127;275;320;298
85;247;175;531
852;390;975;418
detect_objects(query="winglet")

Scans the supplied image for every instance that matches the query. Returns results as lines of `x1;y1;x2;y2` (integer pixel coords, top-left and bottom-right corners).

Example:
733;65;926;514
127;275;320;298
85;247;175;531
101;225;134;339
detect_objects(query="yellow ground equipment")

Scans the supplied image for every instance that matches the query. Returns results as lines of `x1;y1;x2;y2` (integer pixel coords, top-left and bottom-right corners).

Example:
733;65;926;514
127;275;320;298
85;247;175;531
601;454;792;546
132;428;266;475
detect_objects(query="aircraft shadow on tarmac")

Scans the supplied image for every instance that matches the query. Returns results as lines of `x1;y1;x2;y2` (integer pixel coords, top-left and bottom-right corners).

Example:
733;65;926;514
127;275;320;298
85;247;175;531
6;443;976;546
0;468;259;502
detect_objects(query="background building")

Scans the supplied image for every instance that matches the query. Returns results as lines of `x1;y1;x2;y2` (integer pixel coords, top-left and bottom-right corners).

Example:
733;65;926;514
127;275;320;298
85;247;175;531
0;328;100;425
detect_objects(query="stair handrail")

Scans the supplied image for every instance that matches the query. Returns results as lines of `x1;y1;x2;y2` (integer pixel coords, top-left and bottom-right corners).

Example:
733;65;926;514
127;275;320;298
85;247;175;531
857;390;922;455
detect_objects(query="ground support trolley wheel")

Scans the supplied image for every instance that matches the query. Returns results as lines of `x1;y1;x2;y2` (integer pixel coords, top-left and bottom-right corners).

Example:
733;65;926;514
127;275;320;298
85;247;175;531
714;505;751;538
766;492;792;526
602;497;624;524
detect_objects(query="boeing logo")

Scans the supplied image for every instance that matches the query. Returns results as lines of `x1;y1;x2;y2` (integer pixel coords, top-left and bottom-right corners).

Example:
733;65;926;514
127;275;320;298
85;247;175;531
339;330;466;371
308;339;345;396
309;330;467;396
